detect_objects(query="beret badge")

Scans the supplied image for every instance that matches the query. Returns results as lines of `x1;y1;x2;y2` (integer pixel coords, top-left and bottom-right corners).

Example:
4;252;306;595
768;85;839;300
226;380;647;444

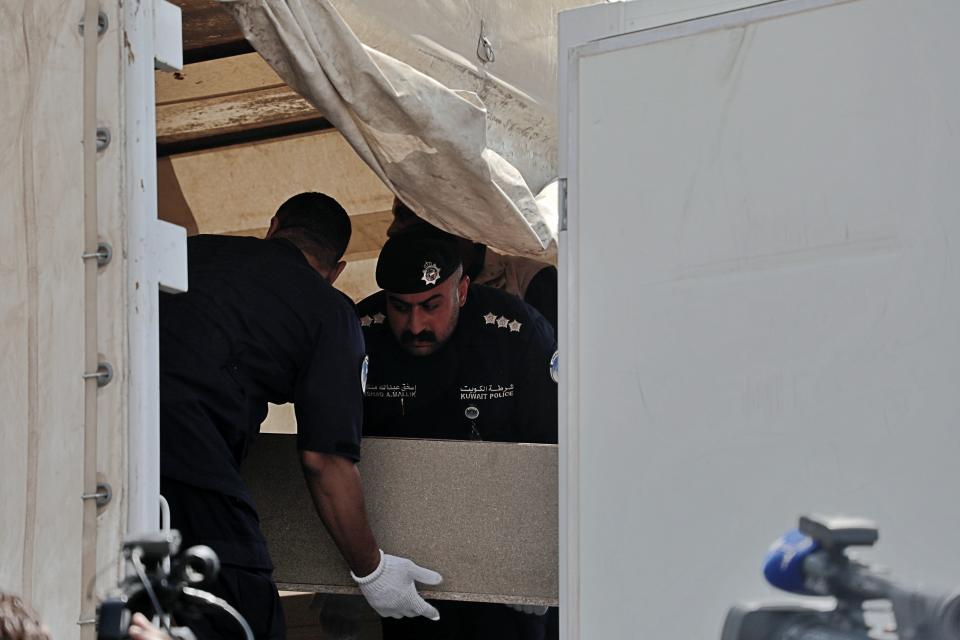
421;261;441;286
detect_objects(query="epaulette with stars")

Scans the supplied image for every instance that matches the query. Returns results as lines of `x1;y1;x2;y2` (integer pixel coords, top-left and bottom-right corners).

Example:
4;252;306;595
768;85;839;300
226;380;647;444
359;312;386;328
482;312;523;333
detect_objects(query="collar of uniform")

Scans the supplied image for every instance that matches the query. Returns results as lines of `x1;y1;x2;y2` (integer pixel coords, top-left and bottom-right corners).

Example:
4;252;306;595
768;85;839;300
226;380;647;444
268;236;311;267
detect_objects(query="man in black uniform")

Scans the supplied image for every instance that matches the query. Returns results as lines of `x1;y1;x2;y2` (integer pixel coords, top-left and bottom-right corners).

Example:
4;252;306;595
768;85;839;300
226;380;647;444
388;199;558;333
357;229;558;639
160;193;442;639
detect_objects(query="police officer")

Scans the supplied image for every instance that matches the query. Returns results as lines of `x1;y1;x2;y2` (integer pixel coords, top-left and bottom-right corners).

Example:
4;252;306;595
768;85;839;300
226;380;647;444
160;193;442;639
388;199;558;334
358;229;558;640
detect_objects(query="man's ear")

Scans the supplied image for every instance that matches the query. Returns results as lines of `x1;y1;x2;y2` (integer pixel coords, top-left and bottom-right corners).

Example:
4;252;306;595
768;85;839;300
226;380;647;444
327;260;347;284
265;216;280;239
458;275;470;307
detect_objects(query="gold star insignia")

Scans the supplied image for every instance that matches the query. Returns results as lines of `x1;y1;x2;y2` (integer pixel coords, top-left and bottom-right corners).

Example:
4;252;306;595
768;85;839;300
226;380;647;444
483;312;497;325
360;315;373;327
373;312;386;324
496;316;509;329
508;320;522;332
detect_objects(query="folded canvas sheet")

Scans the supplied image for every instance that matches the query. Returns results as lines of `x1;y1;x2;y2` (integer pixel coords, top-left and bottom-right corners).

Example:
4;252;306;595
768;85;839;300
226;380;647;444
220;0;576;257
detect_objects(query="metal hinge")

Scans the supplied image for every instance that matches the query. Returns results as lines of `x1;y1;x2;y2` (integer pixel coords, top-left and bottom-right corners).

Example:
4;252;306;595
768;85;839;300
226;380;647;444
558;177;569;232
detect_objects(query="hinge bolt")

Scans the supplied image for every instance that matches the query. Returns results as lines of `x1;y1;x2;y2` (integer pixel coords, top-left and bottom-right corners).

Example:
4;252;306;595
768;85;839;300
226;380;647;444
83;362;114;387
82;241;113;267
95;127;111;152
78;10;108;37
81;482;112;508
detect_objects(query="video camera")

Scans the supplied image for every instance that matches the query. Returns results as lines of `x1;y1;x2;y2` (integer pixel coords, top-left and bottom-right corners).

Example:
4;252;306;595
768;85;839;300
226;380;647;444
96;531;252;640
722;515;960;640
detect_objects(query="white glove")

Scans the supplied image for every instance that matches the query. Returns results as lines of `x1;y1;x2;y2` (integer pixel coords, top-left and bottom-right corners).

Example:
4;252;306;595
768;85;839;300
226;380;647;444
507;603;549;616
351;550;443;620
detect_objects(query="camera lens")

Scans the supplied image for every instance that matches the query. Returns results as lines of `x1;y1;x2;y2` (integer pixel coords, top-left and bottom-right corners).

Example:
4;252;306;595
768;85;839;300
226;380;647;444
181;546;220;586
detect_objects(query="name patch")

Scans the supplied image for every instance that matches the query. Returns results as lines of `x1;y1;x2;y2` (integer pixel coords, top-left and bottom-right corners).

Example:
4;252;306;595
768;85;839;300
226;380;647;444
460;384;515;400
366;383;417;398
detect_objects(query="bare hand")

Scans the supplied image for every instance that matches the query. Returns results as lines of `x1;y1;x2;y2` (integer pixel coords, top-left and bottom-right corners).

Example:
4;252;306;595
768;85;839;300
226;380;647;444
128;613;173;640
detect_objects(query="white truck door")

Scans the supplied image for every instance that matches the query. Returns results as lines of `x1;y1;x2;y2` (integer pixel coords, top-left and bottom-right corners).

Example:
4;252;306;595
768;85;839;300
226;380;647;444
558;0;960;637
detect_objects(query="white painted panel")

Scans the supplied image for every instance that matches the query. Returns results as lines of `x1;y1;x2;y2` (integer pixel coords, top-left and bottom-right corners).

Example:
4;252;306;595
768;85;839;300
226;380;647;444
0;2;87;637
565;0;960;637
153;0;183;72
154;220;188;294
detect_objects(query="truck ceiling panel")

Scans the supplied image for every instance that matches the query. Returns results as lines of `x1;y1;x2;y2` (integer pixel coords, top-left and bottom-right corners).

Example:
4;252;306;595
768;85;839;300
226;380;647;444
168;0;250;63
156;54;330;156
167;128;392;228
156;52;281;104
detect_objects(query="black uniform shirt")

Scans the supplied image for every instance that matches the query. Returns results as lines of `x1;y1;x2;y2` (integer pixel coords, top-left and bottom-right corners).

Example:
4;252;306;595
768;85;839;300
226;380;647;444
160;235;366;503
358;285;557;444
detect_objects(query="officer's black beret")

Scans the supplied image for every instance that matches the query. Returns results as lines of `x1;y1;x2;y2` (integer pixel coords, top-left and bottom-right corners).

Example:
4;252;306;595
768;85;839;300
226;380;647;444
376;228;462;294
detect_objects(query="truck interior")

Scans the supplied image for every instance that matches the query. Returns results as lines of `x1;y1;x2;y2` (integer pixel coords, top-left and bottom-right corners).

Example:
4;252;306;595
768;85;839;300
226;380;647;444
156;2;565;636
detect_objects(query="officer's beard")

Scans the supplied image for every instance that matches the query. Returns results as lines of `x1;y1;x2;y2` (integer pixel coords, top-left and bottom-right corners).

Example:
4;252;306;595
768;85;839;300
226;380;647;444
397;297;460;357
400;330;438;347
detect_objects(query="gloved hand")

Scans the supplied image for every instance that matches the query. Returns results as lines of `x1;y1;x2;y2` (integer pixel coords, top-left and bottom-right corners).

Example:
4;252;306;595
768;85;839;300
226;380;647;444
507;603;549;616
351;550;443;620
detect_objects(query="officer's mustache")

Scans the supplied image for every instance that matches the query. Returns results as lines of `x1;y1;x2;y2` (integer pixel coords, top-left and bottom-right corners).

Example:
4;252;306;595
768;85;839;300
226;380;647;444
400;330;437;345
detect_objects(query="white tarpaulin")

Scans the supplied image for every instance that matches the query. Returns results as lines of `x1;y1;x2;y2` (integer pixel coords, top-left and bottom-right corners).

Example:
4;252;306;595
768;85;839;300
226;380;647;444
219;0;580;257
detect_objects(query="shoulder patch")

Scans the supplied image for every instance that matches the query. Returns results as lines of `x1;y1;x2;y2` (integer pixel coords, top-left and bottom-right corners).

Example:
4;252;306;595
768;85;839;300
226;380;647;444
550;350;559;383
361;355;369;393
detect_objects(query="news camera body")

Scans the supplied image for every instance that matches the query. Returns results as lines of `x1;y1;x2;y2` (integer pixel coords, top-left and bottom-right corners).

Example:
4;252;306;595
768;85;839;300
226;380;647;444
722;515;960;640
96;531;250;640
